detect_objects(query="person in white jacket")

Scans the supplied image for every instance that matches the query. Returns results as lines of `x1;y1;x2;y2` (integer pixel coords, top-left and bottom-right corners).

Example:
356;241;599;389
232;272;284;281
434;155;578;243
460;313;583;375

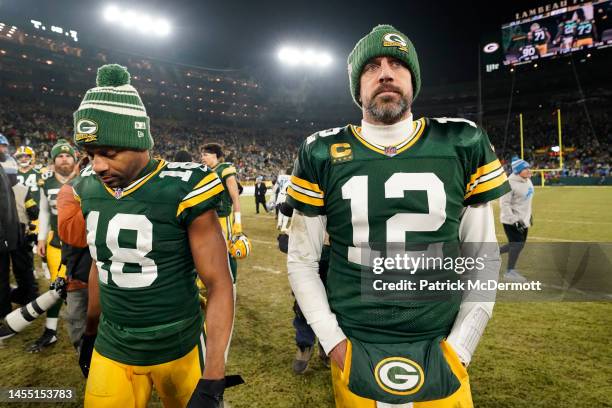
499;158;534;282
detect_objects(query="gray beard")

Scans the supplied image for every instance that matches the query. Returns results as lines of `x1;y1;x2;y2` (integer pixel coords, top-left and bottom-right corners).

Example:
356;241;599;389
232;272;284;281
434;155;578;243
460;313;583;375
365;94;411;125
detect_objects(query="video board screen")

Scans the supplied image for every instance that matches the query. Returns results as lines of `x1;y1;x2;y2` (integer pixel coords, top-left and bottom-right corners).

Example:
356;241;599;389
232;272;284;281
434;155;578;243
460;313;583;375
502;0;612;65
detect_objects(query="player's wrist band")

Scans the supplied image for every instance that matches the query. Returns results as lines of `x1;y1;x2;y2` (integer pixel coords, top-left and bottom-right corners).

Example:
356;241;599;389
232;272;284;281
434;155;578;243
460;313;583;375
234;212;241;224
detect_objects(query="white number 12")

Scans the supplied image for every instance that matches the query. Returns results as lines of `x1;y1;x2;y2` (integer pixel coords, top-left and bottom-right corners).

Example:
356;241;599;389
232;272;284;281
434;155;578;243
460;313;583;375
341;173;446;265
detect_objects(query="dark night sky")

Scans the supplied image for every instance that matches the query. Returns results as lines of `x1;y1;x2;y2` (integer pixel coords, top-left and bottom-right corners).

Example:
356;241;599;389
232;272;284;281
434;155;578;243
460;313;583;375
1;0;541;86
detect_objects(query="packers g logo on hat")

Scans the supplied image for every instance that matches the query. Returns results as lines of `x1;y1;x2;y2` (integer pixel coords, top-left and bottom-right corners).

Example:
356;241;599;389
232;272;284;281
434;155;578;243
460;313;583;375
75;119;99;143
374;357;424;395
383;33;408;52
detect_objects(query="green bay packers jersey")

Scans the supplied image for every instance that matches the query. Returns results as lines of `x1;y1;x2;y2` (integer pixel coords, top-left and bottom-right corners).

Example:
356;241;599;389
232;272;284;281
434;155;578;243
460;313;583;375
17;168;41;204
212;162;237;217
287;118;510;344
561;21;577;37
576;21;594;39
40;171;67;248
532;27;549;45
74;159;224;365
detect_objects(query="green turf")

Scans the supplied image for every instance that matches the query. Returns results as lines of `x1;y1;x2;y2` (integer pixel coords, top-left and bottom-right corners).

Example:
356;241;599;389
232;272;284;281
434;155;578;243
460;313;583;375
1;187;611;407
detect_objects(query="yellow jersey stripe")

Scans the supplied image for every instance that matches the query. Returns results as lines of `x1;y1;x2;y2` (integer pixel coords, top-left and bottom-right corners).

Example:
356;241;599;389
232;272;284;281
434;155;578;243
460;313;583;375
350;126;383;153
176;184;225;216
287;186;324;207
464;172;508;199
396;119;426;154
221;166;237;178
103;160;166;199
466;159;502;190
290;175;324;195
194;172;219;190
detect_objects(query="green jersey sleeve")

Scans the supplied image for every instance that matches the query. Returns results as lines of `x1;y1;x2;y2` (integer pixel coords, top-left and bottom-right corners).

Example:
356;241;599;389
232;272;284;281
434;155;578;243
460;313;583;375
176;164;225;226
287;135;326;216
220;163;237;181
463;127;510;206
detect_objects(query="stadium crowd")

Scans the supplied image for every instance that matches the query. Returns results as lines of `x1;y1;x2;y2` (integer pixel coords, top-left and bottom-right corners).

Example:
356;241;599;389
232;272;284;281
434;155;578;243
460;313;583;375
1;96;609;180
0;97;302;180
484;109;611;178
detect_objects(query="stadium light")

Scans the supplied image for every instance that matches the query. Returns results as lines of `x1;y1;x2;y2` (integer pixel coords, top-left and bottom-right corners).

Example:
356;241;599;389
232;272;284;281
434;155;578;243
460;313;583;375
103;5;120;22
277;46;333;68
102;5;171;37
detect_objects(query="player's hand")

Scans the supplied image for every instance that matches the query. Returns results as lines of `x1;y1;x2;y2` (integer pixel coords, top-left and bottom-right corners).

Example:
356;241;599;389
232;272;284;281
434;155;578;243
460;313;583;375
37;240;46;257
232;222;243;236
329;339;348;371
277;233;289;253
187;378;224;408
514;221;526;233
51;277;68;300
78;334;96;378
187;376;244;408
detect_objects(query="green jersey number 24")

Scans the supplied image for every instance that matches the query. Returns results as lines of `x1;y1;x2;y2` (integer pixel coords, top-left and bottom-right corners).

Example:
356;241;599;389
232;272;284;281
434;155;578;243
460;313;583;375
17;173;39;192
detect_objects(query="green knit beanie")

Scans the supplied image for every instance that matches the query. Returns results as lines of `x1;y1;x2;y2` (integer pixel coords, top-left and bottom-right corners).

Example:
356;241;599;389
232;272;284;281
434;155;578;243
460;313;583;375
347;24;421;107
51;139;76;161
73;64;153;150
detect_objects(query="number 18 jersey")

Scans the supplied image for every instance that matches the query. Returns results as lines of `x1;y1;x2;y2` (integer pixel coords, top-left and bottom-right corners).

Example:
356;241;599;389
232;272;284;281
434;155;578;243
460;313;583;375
74;159;224;365
287;118;510;344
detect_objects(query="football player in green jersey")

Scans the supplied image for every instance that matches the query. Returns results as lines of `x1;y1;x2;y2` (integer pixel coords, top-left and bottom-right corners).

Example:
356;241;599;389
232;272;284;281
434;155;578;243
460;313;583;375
27;140;77;352
15;146;41;204
201;143;248;282
287;25;510;408
73;64;235;408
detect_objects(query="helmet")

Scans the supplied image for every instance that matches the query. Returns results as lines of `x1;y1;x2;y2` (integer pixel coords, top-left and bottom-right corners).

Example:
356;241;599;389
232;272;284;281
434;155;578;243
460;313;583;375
229;235;252;259
0;133;8;146
14;146;35;167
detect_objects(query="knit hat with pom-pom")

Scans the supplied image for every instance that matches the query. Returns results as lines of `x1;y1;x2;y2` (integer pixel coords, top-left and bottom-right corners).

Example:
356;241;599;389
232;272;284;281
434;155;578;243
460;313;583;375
73;64;153;150
348;24;420;107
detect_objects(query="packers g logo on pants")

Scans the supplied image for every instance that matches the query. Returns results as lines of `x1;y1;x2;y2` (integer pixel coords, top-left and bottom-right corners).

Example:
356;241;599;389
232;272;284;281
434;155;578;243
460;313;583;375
374;357;424;395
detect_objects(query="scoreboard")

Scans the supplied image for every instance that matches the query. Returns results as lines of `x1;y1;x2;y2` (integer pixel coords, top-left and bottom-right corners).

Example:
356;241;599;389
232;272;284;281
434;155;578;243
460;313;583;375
30;19;78;42
501;0;612;65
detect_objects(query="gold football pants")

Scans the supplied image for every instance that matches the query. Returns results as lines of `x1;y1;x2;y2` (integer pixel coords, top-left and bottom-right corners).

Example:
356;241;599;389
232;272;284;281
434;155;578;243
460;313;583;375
46;232;66;281
84;339;205;408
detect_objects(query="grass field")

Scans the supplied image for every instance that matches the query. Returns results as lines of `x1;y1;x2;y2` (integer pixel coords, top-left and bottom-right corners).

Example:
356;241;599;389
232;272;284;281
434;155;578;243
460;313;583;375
1;187;611;407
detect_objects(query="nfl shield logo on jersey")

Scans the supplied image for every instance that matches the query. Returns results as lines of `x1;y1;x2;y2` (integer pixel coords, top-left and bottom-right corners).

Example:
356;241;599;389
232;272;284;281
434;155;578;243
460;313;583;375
113;188;124;199
384;146;397;157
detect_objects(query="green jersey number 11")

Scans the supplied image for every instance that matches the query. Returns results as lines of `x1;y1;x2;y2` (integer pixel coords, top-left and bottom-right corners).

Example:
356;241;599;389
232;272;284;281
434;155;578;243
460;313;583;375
341;172;446;266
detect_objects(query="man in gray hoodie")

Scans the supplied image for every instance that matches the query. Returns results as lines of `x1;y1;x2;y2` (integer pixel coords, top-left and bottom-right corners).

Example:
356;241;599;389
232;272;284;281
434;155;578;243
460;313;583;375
500;158;534;282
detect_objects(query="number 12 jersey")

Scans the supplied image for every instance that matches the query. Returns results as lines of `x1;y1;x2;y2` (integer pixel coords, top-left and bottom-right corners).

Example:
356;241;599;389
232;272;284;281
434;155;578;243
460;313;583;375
287;118;510;344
